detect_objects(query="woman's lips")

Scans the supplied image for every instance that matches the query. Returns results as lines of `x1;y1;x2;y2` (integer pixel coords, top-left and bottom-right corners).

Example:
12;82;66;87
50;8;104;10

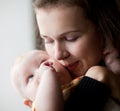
66;61;79;71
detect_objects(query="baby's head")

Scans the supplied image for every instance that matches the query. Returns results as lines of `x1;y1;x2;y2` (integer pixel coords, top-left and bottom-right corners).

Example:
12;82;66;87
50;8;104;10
10;50;71;108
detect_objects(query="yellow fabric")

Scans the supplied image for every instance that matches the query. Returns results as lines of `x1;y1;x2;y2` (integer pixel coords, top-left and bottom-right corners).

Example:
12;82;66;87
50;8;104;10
62;76;82;100
32;102;36;111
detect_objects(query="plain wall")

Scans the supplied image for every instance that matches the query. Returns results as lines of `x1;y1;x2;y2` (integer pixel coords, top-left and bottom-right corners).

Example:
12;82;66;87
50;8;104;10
0;0;35;111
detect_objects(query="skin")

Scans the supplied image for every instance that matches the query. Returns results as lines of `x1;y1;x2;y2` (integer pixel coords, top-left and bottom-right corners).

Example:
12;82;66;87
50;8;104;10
11;5;120;111
104;48;120;75
36;6;103;79
34;62;64;111
11;50;71;108
35;5;120;101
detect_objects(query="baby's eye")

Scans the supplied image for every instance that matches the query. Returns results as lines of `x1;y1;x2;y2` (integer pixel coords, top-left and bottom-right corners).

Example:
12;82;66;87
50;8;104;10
28;75;34;83
65;36;78;41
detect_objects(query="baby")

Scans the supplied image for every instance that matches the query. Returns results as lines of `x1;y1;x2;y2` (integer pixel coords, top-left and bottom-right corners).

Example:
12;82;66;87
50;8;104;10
10;49;120;111
10;50;81;111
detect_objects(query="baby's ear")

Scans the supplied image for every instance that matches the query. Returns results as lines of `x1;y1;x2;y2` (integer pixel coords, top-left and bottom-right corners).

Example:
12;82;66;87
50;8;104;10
23;99;32;108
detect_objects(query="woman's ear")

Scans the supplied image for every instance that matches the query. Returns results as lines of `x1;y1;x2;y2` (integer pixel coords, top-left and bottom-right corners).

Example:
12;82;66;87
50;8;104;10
23;99;32;108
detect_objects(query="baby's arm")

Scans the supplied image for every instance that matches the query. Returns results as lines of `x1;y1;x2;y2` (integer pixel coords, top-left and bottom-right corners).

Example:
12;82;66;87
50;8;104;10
33;62;64;111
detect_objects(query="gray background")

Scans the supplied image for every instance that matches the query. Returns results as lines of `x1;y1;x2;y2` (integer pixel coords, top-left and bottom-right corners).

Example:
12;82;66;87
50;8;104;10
0;0;35;111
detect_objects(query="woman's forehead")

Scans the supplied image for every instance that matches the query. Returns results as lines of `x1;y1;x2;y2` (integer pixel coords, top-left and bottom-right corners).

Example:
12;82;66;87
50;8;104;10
36;6;90;38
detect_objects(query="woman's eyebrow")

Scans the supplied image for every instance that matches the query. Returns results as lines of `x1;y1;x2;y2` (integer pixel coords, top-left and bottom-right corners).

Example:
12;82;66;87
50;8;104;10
40;30;80;38
40;34;48;38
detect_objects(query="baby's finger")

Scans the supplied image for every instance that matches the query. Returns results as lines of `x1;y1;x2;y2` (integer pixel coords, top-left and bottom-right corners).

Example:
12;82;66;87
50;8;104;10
44;61;53;66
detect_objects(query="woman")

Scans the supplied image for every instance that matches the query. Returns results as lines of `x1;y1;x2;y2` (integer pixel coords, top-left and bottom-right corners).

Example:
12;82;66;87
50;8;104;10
32;0;120;110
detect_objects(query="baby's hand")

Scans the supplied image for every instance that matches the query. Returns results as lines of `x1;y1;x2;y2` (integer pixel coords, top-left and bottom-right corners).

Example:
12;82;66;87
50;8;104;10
37;61;56;79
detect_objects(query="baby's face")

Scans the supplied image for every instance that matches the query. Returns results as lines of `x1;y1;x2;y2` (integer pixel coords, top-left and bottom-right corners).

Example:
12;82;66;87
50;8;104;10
13;50;71;102
12;51;49;101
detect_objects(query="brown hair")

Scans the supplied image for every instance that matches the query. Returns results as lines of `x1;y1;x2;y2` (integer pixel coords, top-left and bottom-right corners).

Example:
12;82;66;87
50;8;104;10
33;0;120;54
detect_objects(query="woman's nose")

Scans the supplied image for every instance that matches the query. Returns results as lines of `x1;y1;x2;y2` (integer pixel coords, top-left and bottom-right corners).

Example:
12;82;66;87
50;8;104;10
54;42;70;60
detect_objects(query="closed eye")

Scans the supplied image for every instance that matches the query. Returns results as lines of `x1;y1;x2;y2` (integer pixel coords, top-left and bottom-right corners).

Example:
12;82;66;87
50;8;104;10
27;75;34;83
65;36;79;41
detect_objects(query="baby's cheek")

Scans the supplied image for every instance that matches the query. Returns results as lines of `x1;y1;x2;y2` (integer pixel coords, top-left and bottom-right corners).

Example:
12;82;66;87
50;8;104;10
59;70;72;85
51;60;72;84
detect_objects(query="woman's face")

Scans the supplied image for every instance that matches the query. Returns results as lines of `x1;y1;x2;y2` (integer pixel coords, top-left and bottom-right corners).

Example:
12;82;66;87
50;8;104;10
36;6;103;78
